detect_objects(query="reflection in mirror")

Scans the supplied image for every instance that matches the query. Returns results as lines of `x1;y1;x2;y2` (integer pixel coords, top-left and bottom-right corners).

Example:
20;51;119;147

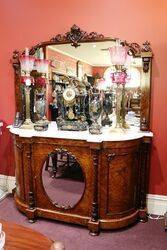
46;41;142;128
42;150;85;209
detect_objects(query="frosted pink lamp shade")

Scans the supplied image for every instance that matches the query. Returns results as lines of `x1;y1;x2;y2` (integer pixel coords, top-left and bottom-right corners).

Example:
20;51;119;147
20;55;35;73
109;45;127;66
35;59;50;74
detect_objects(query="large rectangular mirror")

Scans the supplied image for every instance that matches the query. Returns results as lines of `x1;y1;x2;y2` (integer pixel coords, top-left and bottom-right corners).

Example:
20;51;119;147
13;25;153;131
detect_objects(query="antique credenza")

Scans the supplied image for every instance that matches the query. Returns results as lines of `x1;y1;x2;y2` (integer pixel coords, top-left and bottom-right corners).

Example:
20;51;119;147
10;125;152;235
11;25;153;235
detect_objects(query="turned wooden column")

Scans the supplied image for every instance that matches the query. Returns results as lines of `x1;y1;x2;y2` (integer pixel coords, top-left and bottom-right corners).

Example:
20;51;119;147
138;138;152;222
88;144;101;235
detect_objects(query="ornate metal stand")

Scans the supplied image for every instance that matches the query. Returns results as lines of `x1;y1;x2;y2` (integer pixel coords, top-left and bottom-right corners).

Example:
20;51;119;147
101;92;113;126
21;86;34;129
89;92;102;134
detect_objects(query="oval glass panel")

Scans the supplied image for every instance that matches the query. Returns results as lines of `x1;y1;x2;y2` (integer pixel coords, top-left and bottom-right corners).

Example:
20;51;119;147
42;150;85;209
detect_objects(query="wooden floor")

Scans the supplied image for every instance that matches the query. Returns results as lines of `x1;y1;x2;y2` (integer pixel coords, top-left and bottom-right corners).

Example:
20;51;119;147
1;220;53;250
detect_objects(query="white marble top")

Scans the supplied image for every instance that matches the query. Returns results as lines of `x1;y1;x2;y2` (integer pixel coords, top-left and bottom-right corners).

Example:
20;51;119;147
8;122;153;143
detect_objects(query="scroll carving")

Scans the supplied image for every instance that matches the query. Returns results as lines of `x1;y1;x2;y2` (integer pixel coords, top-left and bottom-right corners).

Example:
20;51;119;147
125;42;142;56
107;152;129;162
54;148;76;161
50;24;104;48
124;40;152;57
107;153;116;162
142;41;152;53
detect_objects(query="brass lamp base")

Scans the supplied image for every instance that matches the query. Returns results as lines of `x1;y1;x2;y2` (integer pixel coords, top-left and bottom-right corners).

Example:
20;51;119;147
20;119;34;129
122;121;130;129
109;127;125;133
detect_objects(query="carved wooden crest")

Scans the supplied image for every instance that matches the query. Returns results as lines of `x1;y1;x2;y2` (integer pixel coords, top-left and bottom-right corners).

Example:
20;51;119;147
50;24;104;48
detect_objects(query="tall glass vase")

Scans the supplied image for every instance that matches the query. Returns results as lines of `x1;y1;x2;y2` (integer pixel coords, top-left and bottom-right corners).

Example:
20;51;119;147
34;89;48;131
89;92;102;134
35;90;46;120
101;92;113;126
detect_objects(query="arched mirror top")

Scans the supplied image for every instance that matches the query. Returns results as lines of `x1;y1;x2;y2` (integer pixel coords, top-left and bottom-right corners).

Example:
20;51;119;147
12;24;153;131
13;24;153;60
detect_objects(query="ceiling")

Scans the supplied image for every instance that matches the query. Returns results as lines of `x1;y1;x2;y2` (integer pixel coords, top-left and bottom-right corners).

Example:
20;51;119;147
48;41;116;66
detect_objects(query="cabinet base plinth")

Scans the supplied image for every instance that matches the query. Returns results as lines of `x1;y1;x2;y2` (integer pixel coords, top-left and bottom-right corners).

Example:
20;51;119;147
12;135;151;236
26;208;36;223
139;208;148;223
88;220;100;236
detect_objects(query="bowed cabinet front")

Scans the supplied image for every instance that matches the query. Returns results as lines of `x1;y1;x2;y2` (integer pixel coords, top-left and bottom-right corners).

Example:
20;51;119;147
13;134;151;235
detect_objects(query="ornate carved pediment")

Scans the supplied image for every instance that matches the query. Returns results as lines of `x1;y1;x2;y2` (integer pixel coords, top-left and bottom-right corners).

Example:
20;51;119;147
12;25;153;71
50;24;104;48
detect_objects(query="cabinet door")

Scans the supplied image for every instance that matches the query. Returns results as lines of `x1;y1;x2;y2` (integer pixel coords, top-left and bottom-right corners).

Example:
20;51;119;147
100;141;140;219
32;138;94;218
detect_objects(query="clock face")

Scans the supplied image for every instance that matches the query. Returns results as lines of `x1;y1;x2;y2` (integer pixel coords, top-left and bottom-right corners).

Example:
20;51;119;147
63;88;75;102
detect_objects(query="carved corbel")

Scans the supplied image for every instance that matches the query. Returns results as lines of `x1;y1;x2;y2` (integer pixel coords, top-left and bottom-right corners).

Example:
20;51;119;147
141;41;153;73
12;50;20;75
107;153;116;162
88;148;100;235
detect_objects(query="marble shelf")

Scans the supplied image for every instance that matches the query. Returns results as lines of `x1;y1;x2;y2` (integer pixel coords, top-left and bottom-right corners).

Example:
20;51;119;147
8;122;153;142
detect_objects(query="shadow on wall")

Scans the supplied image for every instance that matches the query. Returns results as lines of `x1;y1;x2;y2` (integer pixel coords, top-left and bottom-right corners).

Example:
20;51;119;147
149;143;164;194
0;121;14;176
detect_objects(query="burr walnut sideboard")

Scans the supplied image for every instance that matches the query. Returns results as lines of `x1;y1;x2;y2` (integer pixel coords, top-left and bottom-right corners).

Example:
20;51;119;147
9;124;153;235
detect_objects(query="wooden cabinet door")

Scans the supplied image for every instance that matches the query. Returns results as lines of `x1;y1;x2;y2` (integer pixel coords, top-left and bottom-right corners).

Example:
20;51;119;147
99;140;140;219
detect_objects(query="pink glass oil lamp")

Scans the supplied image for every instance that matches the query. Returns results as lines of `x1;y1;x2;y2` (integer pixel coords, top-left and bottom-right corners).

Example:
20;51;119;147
33;48;50;131
109;40;130;129
20;48;35;129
